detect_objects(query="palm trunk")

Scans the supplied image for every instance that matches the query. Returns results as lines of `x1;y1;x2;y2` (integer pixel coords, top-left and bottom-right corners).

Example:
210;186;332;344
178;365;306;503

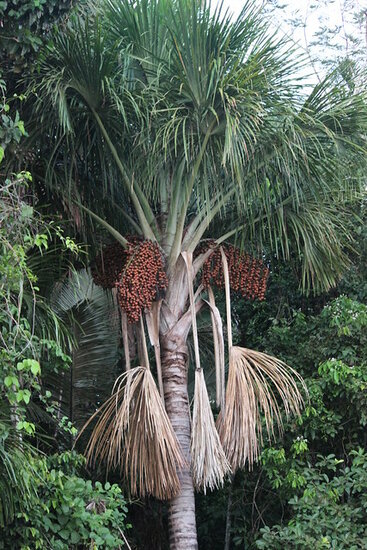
161;317;198;549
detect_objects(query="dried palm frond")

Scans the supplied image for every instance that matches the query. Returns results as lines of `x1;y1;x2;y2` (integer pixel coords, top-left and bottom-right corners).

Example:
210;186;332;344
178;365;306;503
206;286;225;409
217;346;307;471
182;251;230;492
80;366;184;500
120;308;131;371
191;368;231;492
145;300;164;401
218;246;307;471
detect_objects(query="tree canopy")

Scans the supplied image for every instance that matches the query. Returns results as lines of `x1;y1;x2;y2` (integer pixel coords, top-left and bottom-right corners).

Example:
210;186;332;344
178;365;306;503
30;0;367;291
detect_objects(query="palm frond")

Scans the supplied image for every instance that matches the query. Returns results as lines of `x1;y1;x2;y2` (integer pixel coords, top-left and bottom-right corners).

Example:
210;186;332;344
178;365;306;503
191;368;231;493
182;251;230;491
49;269;120;429
30;0;367;296
206;286;225;409
217;346;307;471
0;415;39;528
248;192;357;294
81;367;185;500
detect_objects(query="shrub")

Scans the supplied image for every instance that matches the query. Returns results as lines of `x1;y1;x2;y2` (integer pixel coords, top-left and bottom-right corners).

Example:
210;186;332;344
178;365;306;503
2;452;130;550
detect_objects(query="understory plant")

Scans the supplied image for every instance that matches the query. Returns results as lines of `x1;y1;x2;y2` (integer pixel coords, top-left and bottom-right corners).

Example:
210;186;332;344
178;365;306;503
2;451;130;550
0;133;131;548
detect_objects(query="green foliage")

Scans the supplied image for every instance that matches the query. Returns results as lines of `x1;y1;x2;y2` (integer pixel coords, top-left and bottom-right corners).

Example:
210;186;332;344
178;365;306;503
0;72;27;158
0;416;39;529
2;451;130;549
247;293;367;547
0;175;75;428
0;176;76;529
257;450;367;549
0;183;129;549
0;0;75;73
0;107;27;149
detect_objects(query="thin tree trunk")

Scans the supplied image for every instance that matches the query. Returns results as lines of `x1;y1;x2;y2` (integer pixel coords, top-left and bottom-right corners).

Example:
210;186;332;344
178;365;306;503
224;477;234;550
161;332;198;550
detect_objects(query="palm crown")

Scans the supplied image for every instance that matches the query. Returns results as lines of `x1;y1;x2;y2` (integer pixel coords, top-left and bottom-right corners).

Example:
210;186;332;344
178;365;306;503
33;0;367;291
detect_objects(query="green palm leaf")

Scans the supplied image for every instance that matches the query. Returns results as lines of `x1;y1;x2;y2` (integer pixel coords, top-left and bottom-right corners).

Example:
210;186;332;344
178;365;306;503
49;269;120;430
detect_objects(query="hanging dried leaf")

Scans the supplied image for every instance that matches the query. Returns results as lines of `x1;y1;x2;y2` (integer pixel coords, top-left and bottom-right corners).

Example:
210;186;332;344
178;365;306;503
206;286;225;409
191;369;231;492
182;251;230;493
217;346;307;471
80;366;185;500
145;300;164;401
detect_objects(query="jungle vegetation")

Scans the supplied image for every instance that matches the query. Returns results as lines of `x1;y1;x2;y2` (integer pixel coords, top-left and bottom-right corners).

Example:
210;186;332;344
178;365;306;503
1;0;366;548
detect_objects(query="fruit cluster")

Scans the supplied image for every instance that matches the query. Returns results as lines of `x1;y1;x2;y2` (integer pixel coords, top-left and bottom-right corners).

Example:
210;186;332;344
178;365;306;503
201;243;269;300
92;239;168;322
117;240;168;323
91;243;127;288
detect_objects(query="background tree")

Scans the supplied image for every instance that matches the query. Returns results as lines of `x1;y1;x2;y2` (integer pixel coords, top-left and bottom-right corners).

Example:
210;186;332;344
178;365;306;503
0;0;75;75
27;0;367;548
263;0;367;74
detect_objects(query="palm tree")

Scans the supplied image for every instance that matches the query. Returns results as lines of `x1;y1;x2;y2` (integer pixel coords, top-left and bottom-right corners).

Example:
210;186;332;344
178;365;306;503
29;0;367;547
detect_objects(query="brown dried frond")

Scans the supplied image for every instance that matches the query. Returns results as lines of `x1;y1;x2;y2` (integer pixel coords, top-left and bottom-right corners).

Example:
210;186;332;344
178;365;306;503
181;251;230;493
191;369;231;493
207;286;225;409
145;300;164;401
81;366;185;500
217;346;307;471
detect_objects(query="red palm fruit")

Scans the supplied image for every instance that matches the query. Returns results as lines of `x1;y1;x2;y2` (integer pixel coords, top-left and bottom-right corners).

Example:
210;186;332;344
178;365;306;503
92;238;168;323
201;243;269;302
